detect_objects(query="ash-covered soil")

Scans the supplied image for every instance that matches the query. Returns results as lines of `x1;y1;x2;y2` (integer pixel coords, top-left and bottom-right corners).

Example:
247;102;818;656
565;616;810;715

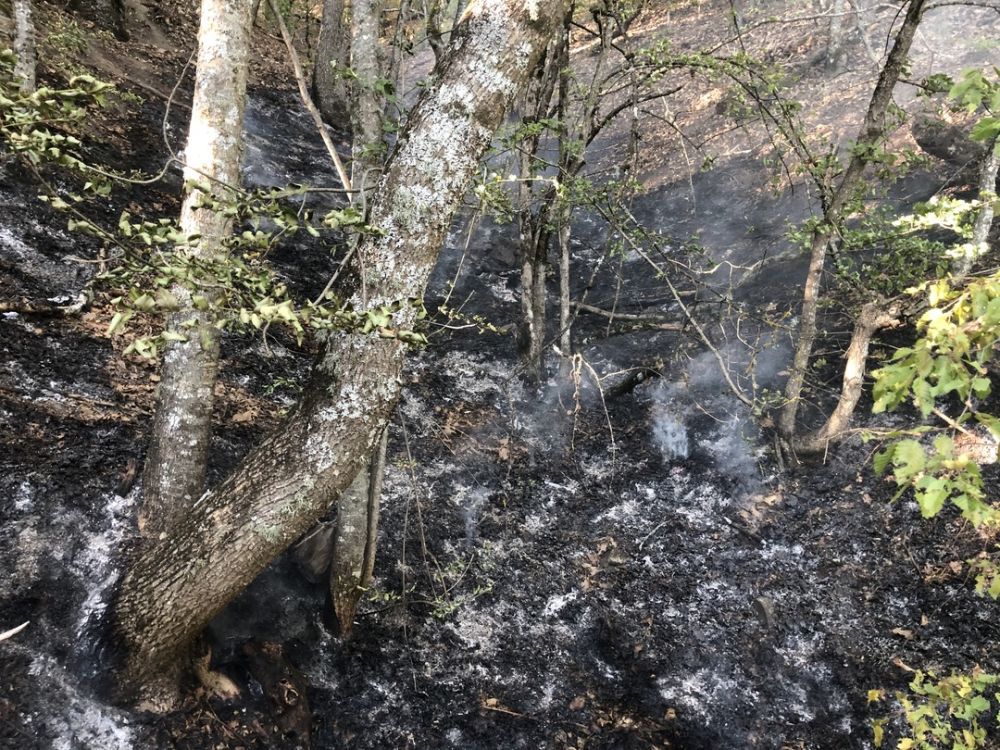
3;2;1000;748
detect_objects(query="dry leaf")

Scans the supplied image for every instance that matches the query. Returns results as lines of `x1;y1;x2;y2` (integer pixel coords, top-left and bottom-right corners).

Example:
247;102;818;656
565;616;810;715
231;409;256;424
890;627;914;640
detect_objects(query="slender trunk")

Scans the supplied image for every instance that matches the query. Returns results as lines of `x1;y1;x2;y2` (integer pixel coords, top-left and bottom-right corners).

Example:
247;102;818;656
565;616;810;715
326;0;387;634
825;0;847;73
515;36;564;379
139;0;255;538
557;206;572;353
349;0;384;203
313;0;352;125
330;426;386;635
779;0;926;443
847;0;879;71
956;135;999;277
793;300;900;454
425;0;447;65
113;0;566;708
13;0;35;94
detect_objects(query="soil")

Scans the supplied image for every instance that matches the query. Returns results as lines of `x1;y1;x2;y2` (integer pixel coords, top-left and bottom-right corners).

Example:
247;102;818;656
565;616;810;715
2;2;1000;749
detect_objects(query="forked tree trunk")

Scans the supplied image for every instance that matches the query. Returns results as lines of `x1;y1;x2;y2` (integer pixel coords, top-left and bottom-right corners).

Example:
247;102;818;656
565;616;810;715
779;0;926;445
112;0;567;708
12;0;35;94
793;300;900;454
139;0;255;538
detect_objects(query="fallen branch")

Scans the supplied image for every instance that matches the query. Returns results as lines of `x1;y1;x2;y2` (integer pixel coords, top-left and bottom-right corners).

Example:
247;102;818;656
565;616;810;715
0;293;87;317
571;300;684;331
0;621;29;642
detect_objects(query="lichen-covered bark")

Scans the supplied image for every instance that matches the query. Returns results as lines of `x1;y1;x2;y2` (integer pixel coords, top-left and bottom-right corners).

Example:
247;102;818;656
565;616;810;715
13;0;35;94
779;0;926;444
114;0;568;707
349;0;384;197
139;0;254;539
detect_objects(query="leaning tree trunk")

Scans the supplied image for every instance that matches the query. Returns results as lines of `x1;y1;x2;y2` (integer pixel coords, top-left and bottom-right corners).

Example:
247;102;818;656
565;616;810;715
779;0;926;445
12;0;34;94
112;0;567;709
313;0;352;125
139;0;254;538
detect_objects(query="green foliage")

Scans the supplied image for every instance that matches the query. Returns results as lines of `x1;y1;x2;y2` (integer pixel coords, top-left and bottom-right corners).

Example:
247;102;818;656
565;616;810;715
0;48;112;182
871;669;1000;749
873;436;989;523
967;550;1000;600
829;208;951;298
927;67;1000;154
1;49;429;357
870;271;1000;526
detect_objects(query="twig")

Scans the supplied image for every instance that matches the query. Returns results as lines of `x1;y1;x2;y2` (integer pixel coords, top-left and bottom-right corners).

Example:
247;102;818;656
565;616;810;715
571;300;683;330
0;621;29;642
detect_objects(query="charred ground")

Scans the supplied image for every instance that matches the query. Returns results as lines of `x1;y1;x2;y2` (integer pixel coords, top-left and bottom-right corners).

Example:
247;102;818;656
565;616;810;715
2;1;1000;749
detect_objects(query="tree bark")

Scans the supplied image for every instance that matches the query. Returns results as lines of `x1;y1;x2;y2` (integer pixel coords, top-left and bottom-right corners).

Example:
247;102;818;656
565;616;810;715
12;0;34;94
324;0;389;634
778;0;926;445
313;0;352;125
956;134;999;277
140;0;254;538
113;0;567;708
329;426;386;636
825;0;847;73
349;0;384;202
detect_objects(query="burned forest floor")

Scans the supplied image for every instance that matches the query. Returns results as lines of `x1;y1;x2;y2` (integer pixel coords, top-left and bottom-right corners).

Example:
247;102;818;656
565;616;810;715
3;1;1000;749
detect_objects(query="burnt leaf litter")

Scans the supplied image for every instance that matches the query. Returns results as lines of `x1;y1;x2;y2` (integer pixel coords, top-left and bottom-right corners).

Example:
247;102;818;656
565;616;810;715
3;6;1000;750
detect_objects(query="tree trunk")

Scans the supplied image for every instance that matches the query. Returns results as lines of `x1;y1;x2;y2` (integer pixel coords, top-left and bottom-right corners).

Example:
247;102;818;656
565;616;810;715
515;35;564;379
112;0;567;708
793;300;900;454
325;0;388;634
329;426;385;636
778;0;926;445
349;0;384;202
140;0;254;538
313;0;352;125
425;0;447;66
956;134;999;277
825;0;847;73
12;0;34;94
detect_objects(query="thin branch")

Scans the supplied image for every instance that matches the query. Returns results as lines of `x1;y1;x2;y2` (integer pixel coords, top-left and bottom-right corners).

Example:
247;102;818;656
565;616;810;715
268;0;353;198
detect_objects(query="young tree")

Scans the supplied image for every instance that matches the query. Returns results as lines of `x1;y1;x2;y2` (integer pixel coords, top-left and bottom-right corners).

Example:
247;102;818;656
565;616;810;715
778;0;928;452
12;0;34;93
139;0;255;537
111;0;569;708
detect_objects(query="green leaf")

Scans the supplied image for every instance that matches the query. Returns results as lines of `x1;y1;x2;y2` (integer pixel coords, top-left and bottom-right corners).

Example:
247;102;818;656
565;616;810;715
893;439;926;483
